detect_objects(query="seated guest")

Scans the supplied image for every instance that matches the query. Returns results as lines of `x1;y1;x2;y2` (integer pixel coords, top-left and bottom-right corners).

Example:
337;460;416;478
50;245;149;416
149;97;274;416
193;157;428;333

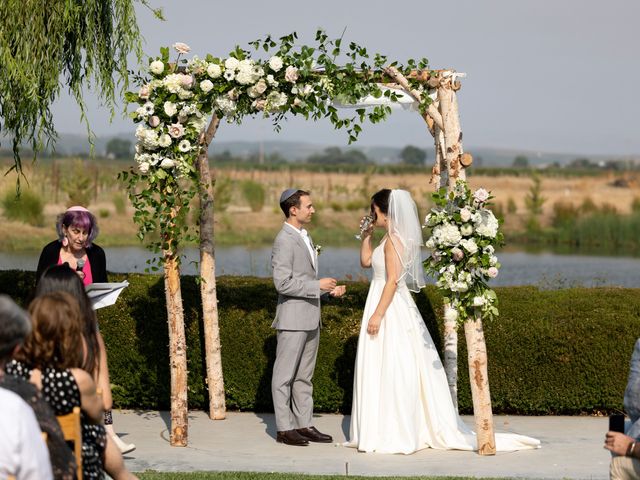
0;295;76;479
605;338;640;479
9;292;136;480
0;386;53;480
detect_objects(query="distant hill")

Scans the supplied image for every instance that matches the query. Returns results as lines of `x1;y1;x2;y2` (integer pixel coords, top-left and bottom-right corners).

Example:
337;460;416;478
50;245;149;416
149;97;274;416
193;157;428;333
2;132;637;167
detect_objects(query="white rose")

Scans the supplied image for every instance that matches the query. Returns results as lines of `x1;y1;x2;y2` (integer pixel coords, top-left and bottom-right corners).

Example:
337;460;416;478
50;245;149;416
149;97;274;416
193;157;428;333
444;307;458;323
301;84;313;97
150;60;164;75
163;74;183;93
178;89;193;100
425;237;435;249
460;207;472;222
235;69;255;85
224;57;240;71
172;42;191;54
284;65;299;83
160;158;176;169
266;74;278;87
207;63;222;78
472;296;485;307
168;123;185;138
451;247;464;262
164;101;178;117
138;162;150;174
178;139;191;152
200;79;214;93
158;134;172;148
489;255;498;266
268;56;283;72
460;224;473;236
460;238;478;255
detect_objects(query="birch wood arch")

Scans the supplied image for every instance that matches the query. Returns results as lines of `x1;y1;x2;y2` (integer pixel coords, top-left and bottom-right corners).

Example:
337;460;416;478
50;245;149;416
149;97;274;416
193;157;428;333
125;34;496;454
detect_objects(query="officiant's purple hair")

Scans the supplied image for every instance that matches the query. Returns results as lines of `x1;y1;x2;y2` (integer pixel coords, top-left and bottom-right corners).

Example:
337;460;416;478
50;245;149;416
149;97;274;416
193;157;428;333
279;189;310;217
56;206;100;247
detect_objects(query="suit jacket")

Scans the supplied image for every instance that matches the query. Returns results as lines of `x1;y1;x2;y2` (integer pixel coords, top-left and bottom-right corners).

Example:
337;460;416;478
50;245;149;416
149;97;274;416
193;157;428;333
271;224;320;331
36;240;108;284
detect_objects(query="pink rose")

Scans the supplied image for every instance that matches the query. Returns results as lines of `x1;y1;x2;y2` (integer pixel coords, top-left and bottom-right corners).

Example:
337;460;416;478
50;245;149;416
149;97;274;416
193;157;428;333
168;123;185;138
487;267;498;278
139;84;151;100
172;42;191;54
451;247;464;262
180;74;194;89
252;99;266;111
148;116;160;128
284;65;299;83
473;188;490;203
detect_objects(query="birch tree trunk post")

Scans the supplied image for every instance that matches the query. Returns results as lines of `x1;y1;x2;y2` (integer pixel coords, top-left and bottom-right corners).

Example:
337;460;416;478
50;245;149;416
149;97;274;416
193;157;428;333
439;80;496;455
464;312;496;455
163;245;189;446
196;114;227;420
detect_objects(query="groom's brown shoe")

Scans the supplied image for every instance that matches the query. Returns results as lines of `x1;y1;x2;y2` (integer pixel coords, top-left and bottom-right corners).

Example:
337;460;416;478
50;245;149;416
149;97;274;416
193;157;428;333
276;429;309;446
296;426;333;443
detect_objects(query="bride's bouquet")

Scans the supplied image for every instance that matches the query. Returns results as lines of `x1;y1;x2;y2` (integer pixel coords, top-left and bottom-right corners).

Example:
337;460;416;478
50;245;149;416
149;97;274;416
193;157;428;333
423;180;504;323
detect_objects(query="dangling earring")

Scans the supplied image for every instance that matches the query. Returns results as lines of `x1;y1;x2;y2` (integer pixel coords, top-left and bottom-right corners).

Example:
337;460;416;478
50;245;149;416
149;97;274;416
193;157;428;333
62;236;69;247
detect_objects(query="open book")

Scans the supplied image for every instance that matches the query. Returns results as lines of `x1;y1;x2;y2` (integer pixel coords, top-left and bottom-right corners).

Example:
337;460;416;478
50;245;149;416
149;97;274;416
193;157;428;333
85;281;129;310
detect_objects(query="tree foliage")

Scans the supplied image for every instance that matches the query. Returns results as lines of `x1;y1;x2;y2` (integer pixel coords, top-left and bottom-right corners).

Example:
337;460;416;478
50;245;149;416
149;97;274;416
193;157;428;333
400;145;427;165
0;0;162;185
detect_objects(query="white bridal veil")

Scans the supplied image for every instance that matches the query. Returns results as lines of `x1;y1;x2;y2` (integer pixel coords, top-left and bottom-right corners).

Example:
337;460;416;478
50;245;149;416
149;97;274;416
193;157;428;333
388;189;426;292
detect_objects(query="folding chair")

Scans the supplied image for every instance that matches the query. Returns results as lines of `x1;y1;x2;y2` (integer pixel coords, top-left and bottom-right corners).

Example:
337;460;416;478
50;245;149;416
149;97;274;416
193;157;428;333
57;406;82;480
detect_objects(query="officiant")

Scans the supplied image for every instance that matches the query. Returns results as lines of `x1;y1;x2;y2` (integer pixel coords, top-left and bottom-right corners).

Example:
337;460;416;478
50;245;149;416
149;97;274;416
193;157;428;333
35;205;136;455
36;205;107;285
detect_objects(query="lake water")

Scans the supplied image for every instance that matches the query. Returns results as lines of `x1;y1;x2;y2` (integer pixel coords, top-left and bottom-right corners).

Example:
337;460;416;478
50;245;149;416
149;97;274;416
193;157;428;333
1;246;639;288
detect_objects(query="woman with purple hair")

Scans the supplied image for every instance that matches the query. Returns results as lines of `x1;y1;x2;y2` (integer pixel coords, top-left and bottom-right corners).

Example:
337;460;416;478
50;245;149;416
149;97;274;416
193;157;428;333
35;206;136;454
36;206;106;284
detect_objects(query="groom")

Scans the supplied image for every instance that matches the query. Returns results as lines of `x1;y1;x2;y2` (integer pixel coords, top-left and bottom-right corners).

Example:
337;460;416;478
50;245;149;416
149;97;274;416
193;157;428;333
271;188;345;446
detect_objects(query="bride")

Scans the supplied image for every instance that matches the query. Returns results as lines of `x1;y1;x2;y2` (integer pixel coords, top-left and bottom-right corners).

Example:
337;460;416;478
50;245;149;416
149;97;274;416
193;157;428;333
345;188;540;454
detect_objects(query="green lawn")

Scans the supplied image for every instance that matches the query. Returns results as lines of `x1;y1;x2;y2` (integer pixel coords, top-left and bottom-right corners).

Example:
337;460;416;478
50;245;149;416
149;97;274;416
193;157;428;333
137;473;508;480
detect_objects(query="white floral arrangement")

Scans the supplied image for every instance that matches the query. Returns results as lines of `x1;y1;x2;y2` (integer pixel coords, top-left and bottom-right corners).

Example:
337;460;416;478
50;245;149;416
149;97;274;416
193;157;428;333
423;180;503;324
127;42;321;179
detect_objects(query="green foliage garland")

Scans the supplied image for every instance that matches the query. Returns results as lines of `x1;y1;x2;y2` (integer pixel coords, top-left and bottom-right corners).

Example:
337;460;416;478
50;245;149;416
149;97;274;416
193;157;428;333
122;31;435;263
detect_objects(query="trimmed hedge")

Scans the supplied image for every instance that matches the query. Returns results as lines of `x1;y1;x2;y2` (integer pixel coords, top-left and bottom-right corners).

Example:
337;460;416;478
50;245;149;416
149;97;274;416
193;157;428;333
1;271;639;415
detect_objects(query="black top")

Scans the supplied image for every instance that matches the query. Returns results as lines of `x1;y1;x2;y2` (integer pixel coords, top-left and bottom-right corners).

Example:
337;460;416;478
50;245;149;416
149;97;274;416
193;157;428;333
36;240;107;284
8;362;106;480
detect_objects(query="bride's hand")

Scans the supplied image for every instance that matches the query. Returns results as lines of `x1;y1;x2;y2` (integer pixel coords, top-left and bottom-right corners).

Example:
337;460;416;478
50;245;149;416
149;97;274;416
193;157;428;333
367;313;382;335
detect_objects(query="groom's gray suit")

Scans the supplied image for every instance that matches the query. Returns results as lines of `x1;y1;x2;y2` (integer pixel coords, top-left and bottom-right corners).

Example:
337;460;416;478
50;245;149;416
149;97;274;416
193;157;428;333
271;223;321;432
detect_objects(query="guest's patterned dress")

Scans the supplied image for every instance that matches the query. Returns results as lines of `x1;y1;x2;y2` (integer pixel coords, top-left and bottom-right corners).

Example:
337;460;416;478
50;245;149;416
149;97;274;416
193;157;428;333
8;361;106;479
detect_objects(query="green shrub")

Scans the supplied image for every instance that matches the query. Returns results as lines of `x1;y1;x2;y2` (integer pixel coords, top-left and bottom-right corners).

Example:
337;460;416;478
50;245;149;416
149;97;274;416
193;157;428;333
1;271;638;415
241;180;265;212
507;197;517;214
214;176;233;213
1;189;44;226
632;197;640;213
98;209;110;218
580;197;598;215
551;201;578;228
329;201;344;212
62;160;93;207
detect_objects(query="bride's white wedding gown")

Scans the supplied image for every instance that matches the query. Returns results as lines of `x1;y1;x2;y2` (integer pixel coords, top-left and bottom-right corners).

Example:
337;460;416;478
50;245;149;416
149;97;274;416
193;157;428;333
346;239;541;454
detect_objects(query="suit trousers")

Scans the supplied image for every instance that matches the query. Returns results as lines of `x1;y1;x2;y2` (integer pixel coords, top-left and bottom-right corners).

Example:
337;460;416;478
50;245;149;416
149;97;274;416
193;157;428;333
271;327;320;432
611;455;640;480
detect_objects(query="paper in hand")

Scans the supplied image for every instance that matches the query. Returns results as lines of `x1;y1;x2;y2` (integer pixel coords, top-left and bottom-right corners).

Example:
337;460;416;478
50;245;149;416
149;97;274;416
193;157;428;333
85;281;129;310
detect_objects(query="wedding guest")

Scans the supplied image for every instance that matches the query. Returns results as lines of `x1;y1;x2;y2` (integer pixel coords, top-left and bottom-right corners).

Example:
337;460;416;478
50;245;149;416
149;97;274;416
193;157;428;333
10;291;137;480
0;387;53;480
36;206;135;454
604;338;640;479
0;295;76;479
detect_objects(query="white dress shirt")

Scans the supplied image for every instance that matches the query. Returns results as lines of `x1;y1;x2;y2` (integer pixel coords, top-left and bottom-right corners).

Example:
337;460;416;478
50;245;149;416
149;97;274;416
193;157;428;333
284;222;316;268
0;387;53;480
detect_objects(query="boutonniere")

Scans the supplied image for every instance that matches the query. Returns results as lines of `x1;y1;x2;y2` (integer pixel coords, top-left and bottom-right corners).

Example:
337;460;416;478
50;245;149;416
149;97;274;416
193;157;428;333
314;244;322;256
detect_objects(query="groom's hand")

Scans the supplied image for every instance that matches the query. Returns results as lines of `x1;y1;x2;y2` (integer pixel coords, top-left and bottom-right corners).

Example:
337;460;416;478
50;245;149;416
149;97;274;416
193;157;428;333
319;277;338;291
329;285;346;297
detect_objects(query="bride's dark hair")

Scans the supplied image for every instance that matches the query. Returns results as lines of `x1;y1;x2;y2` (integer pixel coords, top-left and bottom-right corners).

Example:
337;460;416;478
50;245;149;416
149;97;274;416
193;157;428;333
371;189;391;219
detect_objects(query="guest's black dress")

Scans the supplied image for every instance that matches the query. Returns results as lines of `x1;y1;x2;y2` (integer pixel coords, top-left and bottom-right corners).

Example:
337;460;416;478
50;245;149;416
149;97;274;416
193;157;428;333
7;361;107;479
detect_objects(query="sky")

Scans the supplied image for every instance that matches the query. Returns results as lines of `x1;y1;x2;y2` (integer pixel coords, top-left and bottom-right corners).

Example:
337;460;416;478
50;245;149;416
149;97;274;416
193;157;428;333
51;0;640;156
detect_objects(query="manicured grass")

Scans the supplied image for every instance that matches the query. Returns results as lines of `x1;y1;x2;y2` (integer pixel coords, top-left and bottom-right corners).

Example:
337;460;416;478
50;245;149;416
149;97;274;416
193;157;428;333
137;473;504;480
